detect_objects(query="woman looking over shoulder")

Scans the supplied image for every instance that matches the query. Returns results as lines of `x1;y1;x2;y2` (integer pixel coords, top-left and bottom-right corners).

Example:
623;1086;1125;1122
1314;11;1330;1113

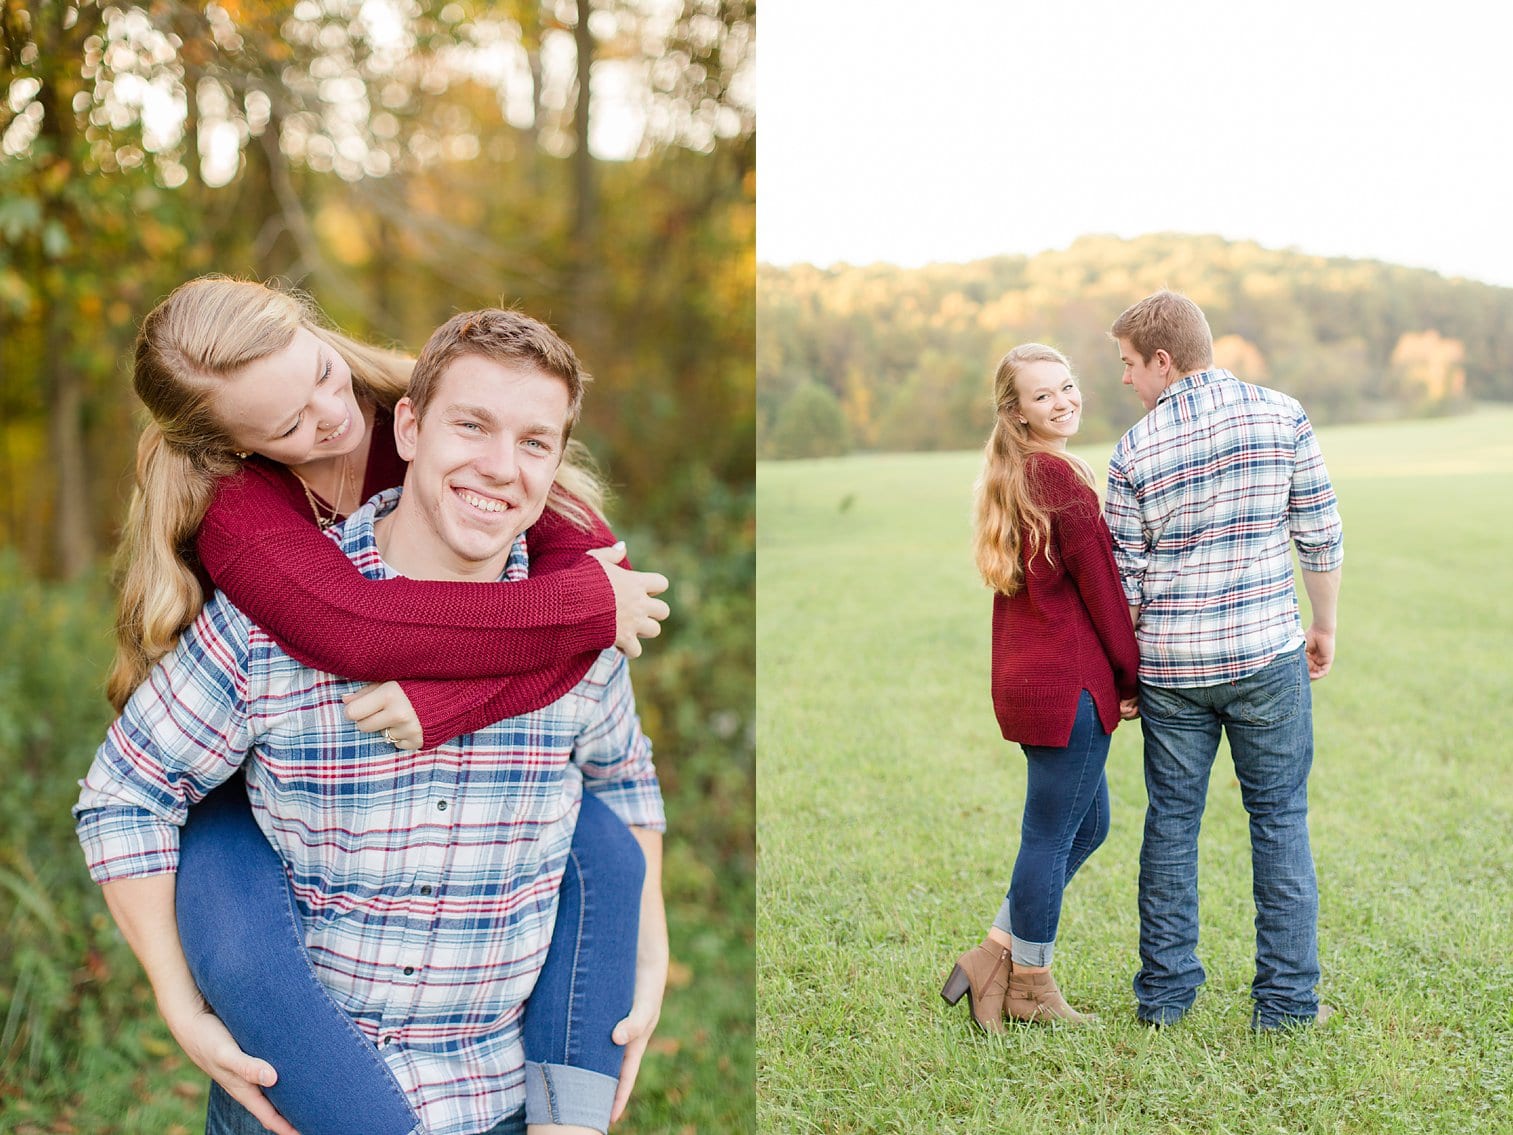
940;343;1139;1031
99;276;668;1135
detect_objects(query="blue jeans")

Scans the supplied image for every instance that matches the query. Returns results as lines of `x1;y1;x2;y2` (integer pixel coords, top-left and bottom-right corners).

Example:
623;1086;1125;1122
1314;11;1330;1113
1134;647;1320;1028
204;1083;523;1135
179;778;642;1135
992;690;1112;968
523;796;643;1129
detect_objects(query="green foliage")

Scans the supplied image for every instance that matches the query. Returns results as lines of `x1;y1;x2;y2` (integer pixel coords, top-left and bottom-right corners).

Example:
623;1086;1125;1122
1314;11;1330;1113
0;551;137;1100
757;234;1513;456
766;379;850;459
616;482;755;1132
755;409;1513;1133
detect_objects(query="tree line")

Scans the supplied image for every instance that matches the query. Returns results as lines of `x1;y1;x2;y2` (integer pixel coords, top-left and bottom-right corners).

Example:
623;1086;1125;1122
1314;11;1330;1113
758;233;1513;459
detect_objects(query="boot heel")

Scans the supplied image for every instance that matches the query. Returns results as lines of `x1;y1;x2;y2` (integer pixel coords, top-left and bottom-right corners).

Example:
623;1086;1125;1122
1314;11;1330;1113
940;965;970;1006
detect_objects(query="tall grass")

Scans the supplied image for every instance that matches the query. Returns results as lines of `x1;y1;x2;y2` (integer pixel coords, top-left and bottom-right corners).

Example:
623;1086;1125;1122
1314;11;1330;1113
756;408;1513;1133
0;484;754;1132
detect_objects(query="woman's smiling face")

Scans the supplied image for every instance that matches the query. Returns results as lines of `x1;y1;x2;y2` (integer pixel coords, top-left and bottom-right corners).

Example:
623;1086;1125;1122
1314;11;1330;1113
1013;358;1082;445
211;327;367;469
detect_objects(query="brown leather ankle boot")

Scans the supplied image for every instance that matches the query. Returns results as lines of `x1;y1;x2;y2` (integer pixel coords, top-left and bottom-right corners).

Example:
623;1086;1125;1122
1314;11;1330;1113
1003;967;1094;1024
940;938;1012;1035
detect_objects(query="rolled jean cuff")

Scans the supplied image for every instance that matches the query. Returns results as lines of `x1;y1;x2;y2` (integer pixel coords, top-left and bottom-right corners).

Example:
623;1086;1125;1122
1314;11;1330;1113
1010;933;1055;968
524;1061;618;1132
991;898;1015;937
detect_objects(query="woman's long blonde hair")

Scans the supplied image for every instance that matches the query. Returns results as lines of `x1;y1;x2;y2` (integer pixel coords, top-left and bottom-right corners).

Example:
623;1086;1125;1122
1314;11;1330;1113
107;276;606;710
971;343;1096;595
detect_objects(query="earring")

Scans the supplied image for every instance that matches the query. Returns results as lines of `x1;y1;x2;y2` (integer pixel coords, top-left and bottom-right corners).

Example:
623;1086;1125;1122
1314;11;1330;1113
234;451;250;459
1017;419;1027;426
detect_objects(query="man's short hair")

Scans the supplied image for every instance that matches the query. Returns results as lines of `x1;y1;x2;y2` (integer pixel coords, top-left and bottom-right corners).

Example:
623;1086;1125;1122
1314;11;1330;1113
407;309;590;439
1111;290;1214;376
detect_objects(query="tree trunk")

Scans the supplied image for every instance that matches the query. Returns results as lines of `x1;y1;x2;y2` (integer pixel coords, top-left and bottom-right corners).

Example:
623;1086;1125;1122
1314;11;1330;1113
33;10;98;577
570;0;601;354
246;110;299;278
371;205;397;332
44;300;94;577
525;40;544;194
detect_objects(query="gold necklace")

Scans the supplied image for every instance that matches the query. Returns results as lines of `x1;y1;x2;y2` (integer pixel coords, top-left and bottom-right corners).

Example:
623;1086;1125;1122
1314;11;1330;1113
291;453;352;531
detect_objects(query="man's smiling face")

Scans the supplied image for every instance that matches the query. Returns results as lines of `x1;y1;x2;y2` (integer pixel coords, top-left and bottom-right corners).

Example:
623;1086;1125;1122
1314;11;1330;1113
392;352;569;580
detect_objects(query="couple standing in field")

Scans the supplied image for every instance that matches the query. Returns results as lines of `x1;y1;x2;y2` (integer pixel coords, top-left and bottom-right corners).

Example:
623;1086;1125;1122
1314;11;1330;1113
941;290;1344;1032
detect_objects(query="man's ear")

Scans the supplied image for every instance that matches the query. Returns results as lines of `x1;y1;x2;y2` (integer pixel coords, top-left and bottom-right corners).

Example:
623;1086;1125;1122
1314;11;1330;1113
394;397;419;462
1154;348;1173;377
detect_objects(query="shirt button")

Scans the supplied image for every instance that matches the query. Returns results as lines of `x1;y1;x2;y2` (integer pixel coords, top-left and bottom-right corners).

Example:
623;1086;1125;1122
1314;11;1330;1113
420;885;433;896
436;800;448;811
403;966;415;976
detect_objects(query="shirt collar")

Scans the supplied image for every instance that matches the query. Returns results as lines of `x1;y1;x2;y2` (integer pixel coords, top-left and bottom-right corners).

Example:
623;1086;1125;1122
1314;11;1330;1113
1157;367;1234;407
334;487;530;582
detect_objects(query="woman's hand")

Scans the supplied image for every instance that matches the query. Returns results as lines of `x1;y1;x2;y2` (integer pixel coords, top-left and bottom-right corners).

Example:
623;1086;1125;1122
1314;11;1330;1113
343;681;424;749
586;544;671;659
609;944;667;1126
161;995;301;1135
609;828;667;1125
1119;696;1141;720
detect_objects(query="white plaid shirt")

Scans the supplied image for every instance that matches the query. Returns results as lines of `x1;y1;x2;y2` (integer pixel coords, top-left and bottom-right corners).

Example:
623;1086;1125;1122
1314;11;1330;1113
1105;369;1344;687
76;489;664;1135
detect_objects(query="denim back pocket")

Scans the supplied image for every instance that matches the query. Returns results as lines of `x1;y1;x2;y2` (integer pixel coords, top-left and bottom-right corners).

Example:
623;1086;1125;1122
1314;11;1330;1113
1225;651;1303;728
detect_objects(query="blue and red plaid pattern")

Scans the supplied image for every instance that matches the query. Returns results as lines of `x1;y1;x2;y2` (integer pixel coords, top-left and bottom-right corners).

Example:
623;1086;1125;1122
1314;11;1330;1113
1105;370;1344;688
76;489;663;1135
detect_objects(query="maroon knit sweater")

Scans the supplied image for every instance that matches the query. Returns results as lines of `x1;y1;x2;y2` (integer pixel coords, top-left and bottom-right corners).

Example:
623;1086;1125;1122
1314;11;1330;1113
990;451;1140;748
196;409;618;747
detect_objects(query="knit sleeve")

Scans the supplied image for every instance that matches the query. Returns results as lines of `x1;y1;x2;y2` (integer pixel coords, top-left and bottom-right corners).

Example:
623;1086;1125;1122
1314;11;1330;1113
1103;443;1146;606
528;497;633;573
1036;457;1141;699
397;661;597;748
196;463;617;686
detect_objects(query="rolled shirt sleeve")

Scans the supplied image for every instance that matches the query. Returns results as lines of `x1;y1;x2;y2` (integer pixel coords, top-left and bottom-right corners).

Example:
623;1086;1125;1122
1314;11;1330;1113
571;651;665;832
74;600;255;883
1289;411;1344;572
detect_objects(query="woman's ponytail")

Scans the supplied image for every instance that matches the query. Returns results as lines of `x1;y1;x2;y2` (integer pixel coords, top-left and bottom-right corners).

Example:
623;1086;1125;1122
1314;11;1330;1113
106;423;232;710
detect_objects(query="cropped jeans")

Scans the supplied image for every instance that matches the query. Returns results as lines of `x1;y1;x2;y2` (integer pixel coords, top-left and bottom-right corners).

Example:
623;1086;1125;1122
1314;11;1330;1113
992;690;1113;968
180;777;643;1135
1134;646;1320;1029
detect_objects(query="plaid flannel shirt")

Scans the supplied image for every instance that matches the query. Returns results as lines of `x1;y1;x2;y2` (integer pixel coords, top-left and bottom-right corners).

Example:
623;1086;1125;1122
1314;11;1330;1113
75;488;664;1135
1105;369;1344;687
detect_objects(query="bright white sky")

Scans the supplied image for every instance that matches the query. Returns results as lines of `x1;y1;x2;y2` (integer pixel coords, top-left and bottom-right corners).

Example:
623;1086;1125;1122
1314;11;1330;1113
758;0;1513;288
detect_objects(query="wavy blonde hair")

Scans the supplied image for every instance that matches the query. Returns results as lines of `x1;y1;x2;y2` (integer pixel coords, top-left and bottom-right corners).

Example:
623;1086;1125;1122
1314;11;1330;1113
107;276;605;710
971;343;1096;595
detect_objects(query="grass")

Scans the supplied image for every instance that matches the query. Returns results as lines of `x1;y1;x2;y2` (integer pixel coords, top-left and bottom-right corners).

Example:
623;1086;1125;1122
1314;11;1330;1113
0;494;754;1134
755;407;1513;1134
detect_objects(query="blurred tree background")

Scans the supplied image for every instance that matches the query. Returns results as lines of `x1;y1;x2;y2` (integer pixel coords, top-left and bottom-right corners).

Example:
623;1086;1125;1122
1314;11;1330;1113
758;233;1513;458
0;1;753;1130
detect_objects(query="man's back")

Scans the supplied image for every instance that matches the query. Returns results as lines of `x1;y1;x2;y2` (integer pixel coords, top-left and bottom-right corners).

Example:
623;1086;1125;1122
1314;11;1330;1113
1105;369;1344;686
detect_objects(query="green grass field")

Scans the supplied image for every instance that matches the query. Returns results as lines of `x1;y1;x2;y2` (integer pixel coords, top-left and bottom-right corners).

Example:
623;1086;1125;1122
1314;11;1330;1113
756;407;1513;1134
